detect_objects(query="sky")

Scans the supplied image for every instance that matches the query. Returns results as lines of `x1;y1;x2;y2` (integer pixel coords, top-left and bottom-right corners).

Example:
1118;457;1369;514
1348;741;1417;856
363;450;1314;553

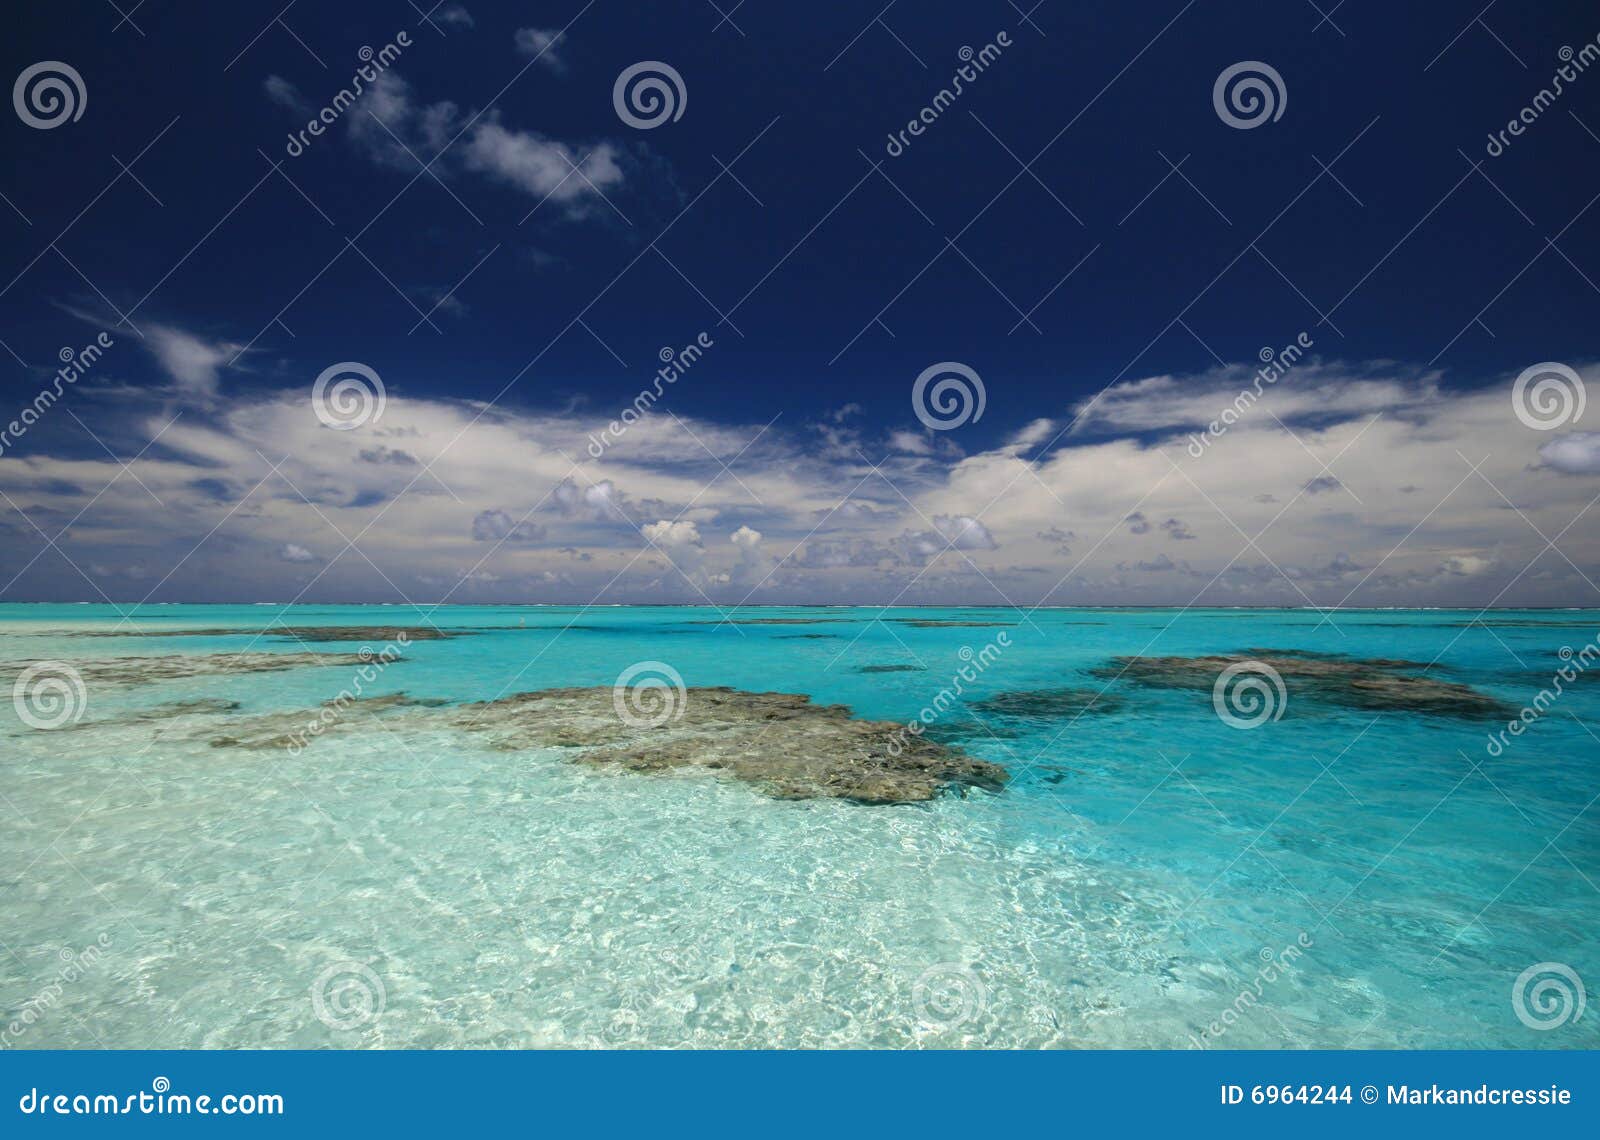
1;0;1598;606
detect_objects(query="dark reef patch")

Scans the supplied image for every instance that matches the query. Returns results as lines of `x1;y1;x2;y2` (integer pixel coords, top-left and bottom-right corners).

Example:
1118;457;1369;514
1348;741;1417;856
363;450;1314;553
77;624;458;643
1095;650;1512;718
968;688;1125;719
3;652;407;689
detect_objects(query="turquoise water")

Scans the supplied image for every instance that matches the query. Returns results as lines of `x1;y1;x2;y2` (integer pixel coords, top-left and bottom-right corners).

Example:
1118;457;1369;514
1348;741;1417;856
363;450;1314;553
2;604;1597;1048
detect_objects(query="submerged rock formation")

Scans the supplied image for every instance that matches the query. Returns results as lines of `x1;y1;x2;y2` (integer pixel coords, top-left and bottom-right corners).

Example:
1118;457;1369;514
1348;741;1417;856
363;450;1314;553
1095;651;1512;718
75;625;454;642
969;687;1125;718
174;684;1006;804
448;686;1008;804
3;651;405;689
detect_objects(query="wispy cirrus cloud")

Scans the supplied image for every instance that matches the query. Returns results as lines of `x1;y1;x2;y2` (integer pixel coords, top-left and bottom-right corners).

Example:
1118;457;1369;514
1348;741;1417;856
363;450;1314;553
345;74;625;214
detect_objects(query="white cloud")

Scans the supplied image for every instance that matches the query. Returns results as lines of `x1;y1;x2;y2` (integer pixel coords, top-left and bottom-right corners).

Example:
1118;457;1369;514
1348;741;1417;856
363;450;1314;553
1538;432;1600;475
550;477;629;521
279;543;316;563
5;360;1598;606
263;75;308;113
143;324;240;400
461;122;623;203
1071;362;1442;435
347;74;624;211
729;525;772;588
642;519;702;547
887;429;932;455
513;27;566;70
932;514;997;550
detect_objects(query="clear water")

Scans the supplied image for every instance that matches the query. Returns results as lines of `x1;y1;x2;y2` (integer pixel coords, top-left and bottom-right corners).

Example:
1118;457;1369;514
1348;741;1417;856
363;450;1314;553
2;604;1597;1049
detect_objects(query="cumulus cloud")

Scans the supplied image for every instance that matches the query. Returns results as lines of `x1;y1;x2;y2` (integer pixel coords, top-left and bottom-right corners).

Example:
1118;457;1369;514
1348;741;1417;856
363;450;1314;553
279;543;316;563
550;477;630;521
1122;553;1177;572
1161;517;1196;540
438;4;474;27
642;519;702;547
1442;553;1496;576
1538;432;1600;475
933;515;998;550
729;525;774;588
641;518;708;586
472;509;546;543
1124;511;1151;535
891;516;998;566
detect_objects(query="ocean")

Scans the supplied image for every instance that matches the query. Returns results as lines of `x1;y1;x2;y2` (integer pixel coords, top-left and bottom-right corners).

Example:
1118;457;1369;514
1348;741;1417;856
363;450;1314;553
2;604;1596;1048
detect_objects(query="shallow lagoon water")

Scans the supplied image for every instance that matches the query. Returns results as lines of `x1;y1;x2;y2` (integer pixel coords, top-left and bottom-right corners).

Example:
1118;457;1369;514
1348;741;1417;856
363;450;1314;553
2;604;1597;1048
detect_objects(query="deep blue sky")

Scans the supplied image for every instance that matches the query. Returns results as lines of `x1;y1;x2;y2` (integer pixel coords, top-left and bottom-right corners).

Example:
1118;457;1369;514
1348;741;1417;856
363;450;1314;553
6;1;1596;435
1;1;1597;604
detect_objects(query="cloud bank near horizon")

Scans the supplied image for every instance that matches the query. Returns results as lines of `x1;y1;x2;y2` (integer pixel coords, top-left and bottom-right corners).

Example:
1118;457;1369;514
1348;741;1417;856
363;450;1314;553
1;346;1596;608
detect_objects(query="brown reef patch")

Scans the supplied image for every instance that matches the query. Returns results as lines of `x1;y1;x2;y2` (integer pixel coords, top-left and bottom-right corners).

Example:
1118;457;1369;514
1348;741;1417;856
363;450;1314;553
446;686;1007;804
